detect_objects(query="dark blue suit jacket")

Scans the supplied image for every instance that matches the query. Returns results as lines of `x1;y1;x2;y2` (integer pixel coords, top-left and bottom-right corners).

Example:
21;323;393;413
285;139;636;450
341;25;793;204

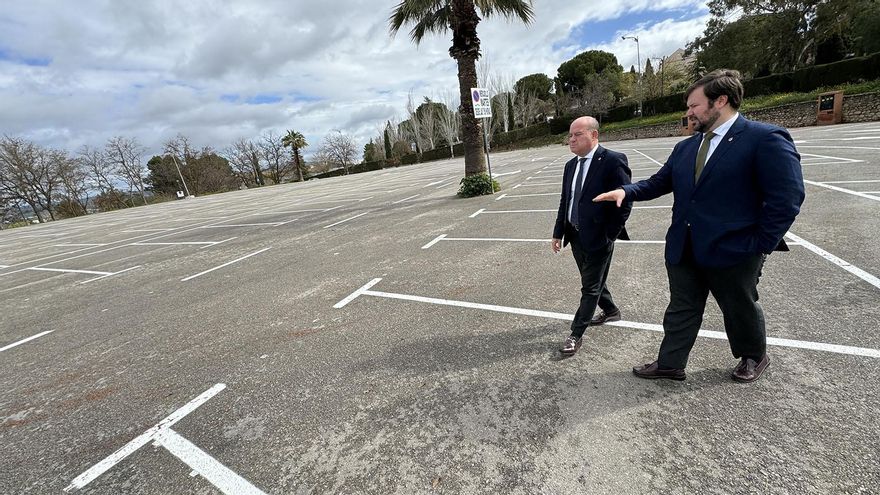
553;145;633;252
622;115;805;268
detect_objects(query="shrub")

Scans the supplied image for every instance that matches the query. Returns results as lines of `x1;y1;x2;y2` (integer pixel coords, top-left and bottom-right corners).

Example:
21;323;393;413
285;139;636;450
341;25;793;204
457;173;500;197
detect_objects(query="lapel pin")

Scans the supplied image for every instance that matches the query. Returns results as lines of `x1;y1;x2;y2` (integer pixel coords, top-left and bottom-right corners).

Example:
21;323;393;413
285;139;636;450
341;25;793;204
728;137;733;142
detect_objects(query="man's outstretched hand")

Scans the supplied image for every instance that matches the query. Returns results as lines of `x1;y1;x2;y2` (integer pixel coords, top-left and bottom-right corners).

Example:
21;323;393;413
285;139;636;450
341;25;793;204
593;189;626;207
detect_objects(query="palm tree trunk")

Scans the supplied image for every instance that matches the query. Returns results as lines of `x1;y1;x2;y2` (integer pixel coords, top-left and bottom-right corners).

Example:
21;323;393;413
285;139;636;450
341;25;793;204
295;149;304;181
451;0;486;177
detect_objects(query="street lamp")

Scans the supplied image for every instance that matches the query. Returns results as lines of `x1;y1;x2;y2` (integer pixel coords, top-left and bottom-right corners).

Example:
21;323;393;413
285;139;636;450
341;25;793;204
170;154;192;198
622;35;642;117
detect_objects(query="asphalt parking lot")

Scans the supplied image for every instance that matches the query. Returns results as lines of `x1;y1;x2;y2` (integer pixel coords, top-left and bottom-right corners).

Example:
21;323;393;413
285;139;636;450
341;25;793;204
1;122;878;494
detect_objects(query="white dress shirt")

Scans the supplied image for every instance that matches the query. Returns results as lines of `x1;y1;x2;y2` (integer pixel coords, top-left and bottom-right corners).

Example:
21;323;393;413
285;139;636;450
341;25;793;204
704;112;739;162
567;143;598;224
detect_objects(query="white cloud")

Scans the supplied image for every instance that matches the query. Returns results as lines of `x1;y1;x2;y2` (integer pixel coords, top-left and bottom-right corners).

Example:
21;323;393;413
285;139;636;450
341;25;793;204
0;0;708;159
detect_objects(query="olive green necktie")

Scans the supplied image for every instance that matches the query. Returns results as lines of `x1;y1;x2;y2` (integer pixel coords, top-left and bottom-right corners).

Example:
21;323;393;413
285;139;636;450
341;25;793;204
694;131;716;182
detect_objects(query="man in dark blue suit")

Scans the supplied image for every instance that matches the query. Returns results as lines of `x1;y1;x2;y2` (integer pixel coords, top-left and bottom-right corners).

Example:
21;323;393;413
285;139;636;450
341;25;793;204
594;69;804;382
552;116;633;356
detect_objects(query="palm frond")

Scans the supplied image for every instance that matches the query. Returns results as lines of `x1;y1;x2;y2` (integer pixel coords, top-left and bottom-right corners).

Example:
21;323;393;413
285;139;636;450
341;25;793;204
475;0;534;23
389;0;449;43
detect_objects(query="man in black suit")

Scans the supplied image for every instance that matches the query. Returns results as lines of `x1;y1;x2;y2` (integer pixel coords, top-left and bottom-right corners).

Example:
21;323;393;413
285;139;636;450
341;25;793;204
594;70;805;382
552;116;633;356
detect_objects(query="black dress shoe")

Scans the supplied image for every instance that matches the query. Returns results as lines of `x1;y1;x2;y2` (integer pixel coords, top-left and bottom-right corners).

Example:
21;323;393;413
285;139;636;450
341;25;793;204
590;308;621;325
732;355;769;383
632;360;686;381
560;336;582;356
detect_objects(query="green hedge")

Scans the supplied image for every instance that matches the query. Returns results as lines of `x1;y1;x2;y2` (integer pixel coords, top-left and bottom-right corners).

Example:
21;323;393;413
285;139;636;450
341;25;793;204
350;160;384;173
491;123;551;146
308;168;347;179
400;153;420;165
601;51;880;122
792;52;880;91
420;146;454;162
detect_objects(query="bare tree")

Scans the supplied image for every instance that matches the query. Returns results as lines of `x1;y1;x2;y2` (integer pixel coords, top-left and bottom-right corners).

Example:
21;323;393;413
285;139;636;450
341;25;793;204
403;92;426;153
417;98;437;151
224;138;264;187
436;90;461;158
517;91;544;127
57;156;90;216
0;194;24;229
259;130;294;184
0;136;67;222
105;136;148;205
77;145;127;210
319;130;357;174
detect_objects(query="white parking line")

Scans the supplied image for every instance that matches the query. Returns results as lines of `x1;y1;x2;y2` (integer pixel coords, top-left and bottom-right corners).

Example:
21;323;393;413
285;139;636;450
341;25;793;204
1;330;54;353
496;192;558;200
420;235;665;248
80;266;142;285
153;429;266;495
421;235;447;249
513;182;558;187
335;279;880;359
198;222;284;228
29;267;111;276
470;209;555;218
323;211;370;228
631;149;664;166
131;238;236;248
53;243;107;247
804;180;880;202
181;248;271;282
393;194;420;204
800;153;861;162
822;180;880;184
64;384;265;495
423;177;456;188
494;170;522;177
785;232;880;290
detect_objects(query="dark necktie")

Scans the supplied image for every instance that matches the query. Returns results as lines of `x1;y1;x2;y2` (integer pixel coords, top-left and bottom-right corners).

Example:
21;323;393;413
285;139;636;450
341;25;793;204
694;131;716;182
570;157;587;228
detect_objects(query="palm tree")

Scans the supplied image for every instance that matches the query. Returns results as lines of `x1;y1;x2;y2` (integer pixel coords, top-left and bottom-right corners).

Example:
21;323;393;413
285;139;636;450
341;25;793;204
390;0;533;179
281;130;308;182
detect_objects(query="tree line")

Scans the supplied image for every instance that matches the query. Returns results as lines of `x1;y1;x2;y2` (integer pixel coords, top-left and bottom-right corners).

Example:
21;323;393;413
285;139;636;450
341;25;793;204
4;0;877;223
0;129;362;227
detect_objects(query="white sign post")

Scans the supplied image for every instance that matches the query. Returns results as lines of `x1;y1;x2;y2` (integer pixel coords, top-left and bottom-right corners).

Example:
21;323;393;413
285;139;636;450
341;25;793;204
470;87;494;191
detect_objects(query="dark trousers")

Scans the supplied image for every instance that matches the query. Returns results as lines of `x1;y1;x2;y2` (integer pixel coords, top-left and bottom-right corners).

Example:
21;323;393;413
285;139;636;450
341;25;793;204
658;239;767;369
568;227;617;339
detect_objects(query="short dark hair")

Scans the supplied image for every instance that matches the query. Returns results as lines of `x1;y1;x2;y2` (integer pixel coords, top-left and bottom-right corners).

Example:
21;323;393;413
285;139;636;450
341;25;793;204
685;69;744;109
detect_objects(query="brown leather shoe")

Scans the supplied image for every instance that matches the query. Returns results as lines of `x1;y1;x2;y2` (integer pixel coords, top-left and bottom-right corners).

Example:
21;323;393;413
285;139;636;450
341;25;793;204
732;355;769;383
560;336;582;356
632;360;686;381
590;308;621;325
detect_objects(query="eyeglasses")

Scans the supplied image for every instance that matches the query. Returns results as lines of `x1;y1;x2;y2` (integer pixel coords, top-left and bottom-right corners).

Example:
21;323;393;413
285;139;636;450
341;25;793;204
567;130;595;139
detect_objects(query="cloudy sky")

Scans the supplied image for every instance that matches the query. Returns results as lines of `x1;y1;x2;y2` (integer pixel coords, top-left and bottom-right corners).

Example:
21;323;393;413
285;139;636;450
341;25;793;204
0;0;710;159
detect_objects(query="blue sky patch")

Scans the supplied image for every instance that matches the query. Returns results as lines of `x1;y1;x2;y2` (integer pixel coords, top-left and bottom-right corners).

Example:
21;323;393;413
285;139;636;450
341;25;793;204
287;91;323;103
0;48;51;66
245;94;283;105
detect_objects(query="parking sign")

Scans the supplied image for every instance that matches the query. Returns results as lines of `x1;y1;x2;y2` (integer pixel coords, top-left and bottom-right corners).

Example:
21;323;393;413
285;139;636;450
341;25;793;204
470;88;492;119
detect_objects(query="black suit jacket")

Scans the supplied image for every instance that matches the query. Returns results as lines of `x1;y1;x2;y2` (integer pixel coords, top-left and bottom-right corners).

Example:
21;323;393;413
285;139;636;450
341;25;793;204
553;145;633;252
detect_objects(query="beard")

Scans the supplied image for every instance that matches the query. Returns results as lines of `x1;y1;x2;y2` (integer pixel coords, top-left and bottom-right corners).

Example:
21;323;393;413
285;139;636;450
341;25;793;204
693;107;720;133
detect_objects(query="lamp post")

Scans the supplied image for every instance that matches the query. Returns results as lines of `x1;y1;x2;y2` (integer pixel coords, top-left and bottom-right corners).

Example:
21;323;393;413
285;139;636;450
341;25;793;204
622;35;641;116
170;154;192;198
